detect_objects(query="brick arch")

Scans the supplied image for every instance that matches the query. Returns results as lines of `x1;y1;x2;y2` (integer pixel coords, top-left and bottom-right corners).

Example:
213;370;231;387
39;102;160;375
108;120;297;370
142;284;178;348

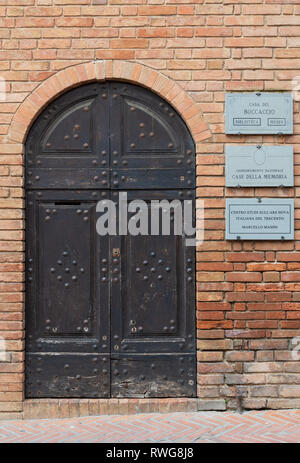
8;60;211;145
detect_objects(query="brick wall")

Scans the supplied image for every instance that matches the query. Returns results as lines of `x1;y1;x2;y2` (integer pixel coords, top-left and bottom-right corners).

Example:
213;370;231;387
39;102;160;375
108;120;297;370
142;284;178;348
1;0;300;418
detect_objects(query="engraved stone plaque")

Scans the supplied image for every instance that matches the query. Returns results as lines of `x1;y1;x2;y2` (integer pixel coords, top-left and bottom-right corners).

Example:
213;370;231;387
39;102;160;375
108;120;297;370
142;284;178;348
225;145;294;187
226;198;294;240
225;93;293;134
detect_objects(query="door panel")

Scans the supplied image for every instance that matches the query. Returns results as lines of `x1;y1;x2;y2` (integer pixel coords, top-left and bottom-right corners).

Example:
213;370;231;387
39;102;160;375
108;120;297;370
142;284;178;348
26;83;110;190
111;190;195;355
26;354;110;398
110;168;195;190
109;83;195;189
110;190;196;398
38;202;96;336
111;355;196;398
123;234;180;338
25;190;110;398
25;82;196;399
27;168;107;190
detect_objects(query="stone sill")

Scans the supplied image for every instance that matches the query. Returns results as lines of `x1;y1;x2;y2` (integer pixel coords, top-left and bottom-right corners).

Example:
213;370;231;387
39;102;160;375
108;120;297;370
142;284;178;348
1;398;226;420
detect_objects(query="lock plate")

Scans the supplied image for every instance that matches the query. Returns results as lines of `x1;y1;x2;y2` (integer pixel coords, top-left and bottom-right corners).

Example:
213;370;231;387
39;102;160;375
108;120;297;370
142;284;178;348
112;248;120;257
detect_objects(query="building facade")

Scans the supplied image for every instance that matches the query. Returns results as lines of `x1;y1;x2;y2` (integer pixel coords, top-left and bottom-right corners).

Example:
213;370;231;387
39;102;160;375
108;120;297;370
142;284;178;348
1;0;300;419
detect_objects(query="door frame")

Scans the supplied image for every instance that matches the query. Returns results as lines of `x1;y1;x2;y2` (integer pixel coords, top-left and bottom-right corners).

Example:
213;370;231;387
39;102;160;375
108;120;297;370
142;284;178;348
7;60;211;411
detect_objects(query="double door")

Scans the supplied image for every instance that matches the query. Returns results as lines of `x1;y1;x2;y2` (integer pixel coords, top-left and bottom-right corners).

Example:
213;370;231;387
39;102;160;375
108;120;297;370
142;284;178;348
25;82;196;398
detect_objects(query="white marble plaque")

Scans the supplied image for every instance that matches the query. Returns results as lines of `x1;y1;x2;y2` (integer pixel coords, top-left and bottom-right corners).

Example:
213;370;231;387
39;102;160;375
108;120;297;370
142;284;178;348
226;198;294;240
225;93;293;134
225;145;293;187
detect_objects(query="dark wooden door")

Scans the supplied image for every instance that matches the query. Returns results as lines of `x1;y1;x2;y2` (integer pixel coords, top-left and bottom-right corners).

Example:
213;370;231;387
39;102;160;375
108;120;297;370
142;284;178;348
25;82;196;398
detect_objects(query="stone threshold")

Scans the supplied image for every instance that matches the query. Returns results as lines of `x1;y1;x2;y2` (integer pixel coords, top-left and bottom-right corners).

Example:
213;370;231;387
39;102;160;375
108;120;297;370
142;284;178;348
0;398;227;420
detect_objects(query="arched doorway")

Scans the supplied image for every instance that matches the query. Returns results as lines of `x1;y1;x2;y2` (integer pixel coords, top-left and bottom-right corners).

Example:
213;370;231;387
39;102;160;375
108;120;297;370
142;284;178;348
25;82;196;399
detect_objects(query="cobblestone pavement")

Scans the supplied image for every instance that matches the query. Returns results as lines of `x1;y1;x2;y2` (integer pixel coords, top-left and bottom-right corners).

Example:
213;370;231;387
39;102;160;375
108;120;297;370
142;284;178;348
0;409;299;443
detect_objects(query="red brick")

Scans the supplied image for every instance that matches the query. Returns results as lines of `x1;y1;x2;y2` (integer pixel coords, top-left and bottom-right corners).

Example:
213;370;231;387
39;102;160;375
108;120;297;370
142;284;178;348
225;38;264;47
227;293;264;302
226;272;262;282
110;39;149;48
138;6;176;16
195;27;232;37
226;252;264;262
